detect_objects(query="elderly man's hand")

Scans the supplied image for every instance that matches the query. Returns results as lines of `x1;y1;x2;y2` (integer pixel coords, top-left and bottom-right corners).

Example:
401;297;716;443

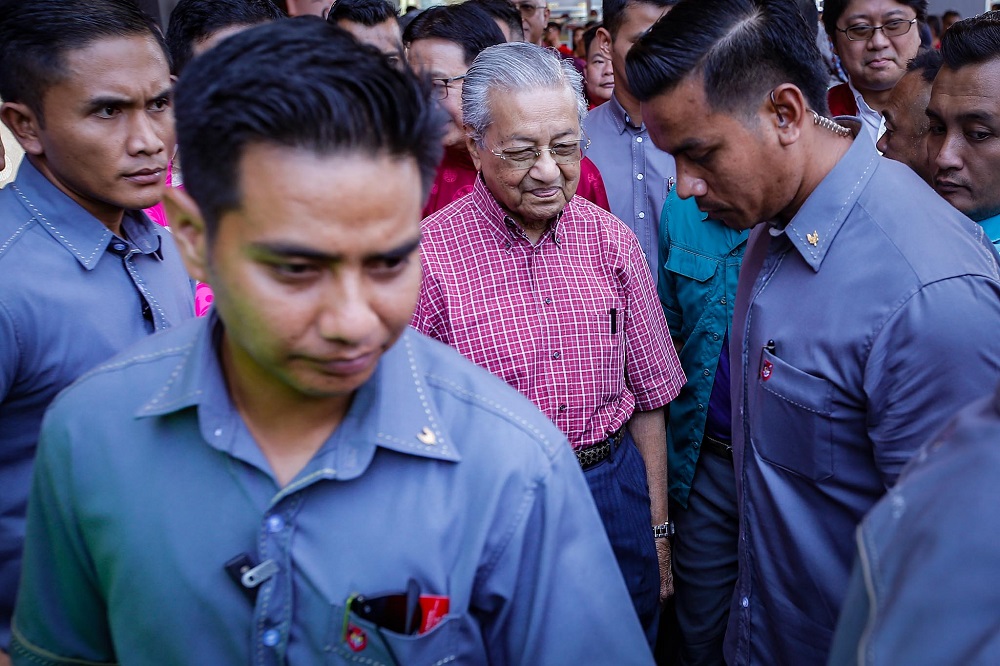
656;537;675;602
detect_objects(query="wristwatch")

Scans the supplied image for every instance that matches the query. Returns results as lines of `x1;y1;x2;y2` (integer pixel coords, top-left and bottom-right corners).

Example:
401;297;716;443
652;521;675;540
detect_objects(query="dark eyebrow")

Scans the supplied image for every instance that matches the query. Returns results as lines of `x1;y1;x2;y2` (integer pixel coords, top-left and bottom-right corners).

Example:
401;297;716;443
85;87;171;112
251;235;422;263
956;111;999;125
671;137;708;155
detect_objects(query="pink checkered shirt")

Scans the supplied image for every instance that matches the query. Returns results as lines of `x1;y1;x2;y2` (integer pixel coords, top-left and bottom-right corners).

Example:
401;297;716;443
413;177;685;449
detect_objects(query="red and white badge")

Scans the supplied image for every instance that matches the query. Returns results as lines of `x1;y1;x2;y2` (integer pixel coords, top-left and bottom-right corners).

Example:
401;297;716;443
346;624;367;652
761;360;773;381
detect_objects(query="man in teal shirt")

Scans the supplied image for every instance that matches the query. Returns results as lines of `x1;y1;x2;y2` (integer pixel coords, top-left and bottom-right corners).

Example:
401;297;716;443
658;188;747;664
927;11;1000;246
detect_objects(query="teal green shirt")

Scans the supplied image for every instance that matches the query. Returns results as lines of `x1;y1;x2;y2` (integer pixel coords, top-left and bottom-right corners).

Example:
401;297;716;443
658;191;748;507
978;212;1000;247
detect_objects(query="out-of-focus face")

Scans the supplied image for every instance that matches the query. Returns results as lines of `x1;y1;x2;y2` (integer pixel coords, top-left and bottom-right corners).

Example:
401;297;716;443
642;76;790;231
407;38;468;149
192;23;258;59
469;86;583;229
876;69;934;183
927;60;1000;222
584;41;614;105
286;0;330;17
831;0;920;99
513;0;550;45
942;12;961;32
610;2;672;99
174;144;424;410
338;18;404;67
544;24;561;47
5;35;174;231
573;27;585;56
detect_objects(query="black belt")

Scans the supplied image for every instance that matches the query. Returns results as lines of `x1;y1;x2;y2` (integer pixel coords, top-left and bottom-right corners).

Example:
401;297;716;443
576;427;626;470
702;433;733;460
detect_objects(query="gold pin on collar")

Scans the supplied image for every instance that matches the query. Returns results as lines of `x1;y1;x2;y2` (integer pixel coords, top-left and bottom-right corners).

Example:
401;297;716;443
807;231;819;246
417;427;437;445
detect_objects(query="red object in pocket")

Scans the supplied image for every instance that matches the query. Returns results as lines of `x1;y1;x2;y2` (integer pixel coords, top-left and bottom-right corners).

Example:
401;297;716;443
418;595;450;634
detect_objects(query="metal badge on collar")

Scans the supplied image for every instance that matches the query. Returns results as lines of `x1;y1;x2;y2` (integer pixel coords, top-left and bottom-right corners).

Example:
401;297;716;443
807;230;819;246
417;427;437;445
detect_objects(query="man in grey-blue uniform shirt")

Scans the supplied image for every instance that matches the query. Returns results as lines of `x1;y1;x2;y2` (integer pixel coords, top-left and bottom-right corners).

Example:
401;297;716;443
628;0;1000;662
0;1;194;653
11;20;652;666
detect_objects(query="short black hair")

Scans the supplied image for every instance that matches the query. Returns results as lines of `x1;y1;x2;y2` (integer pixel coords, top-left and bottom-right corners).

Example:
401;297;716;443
942;10;961;21
627;0;830;116
0;0;167;119
173;19;444;234
546;21;562;31
822;0;927;39
583;23;602;56
602;0;677;39
939;10;1000;70
464;0;523;41
327;0;397;27
403;4;505;65
907;46;943;82
167;0;284;75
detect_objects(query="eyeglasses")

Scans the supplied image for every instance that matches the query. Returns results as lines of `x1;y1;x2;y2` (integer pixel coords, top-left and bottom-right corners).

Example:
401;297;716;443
514;2;547;18
431;74;466;101
837;17;917;41
490;138;590;169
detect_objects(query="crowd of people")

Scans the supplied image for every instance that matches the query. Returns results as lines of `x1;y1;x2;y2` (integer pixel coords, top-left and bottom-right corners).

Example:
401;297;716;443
1;0;1000;663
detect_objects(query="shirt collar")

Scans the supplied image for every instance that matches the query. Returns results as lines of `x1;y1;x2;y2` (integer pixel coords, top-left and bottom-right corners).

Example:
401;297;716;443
606;93;643;135
977;212;1000;244
773;131;877;272
136;315;460;469
471;175;563;246
11;159;163;270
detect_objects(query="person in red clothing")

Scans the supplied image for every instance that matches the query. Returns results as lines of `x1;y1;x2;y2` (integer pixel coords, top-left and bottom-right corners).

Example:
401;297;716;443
408;4;610;218
822;0;925;143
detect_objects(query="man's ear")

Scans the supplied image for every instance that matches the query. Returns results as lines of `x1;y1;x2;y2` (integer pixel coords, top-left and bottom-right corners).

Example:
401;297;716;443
1;101;45;156
765;84;807;146
466;130;483;172
595;26;612;58
163;188;211;284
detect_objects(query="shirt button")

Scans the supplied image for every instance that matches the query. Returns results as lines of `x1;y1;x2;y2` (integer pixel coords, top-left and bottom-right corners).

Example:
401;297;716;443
638;212;645;219
214;428;223;437
552;351;562;360
703;369;711;376
713;333;720;341
558;404;568;412
636;173;644;181
697;403;705;411
636;136;643;143
720;297;727;305
262;629;280;647
741;596;749;608
112;243;127;252
544;297;553;305
267;515;285;533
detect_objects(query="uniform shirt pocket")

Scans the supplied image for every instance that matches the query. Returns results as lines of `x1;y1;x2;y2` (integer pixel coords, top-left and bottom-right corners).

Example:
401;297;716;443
751;347;834;481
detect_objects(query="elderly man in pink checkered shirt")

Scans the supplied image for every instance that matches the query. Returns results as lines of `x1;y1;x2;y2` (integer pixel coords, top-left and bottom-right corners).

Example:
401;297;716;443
412;42;685;647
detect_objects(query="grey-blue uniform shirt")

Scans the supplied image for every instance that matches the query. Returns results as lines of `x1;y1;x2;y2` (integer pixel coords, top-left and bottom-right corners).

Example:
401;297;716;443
0;160;194;648
11;319;653;665
727;134;1000;665
829;382;1000;665
583;94;676;283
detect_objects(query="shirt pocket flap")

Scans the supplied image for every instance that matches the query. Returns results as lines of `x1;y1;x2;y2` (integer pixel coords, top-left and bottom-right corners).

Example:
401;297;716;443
664;245;716;283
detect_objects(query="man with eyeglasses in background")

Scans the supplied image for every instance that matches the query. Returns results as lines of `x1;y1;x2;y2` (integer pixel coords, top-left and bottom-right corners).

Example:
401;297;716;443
823;0;926;144
511;0;549;44
406;5;609;217
413;43;685;651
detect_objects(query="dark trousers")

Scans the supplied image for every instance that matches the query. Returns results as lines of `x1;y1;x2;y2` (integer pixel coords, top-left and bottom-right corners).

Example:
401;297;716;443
583;430;660;647
670;445;739;665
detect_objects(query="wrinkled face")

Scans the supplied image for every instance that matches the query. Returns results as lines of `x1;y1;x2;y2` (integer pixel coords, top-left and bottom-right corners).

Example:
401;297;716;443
25;35;173;229
642;77;789;230
610;2;671;99
584;42;614;105
831;0;920;97
338;18;404;68
469;86;582;228
200;145;423;404
927;60;1000;222
876;69;934;183
407;38;468;149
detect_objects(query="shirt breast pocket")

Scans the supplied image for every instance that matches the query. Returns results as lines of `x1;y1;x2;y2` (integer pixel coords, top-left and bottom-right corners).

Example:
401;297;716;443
328;604;460;666
664;245;717;284
750;348;834;481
